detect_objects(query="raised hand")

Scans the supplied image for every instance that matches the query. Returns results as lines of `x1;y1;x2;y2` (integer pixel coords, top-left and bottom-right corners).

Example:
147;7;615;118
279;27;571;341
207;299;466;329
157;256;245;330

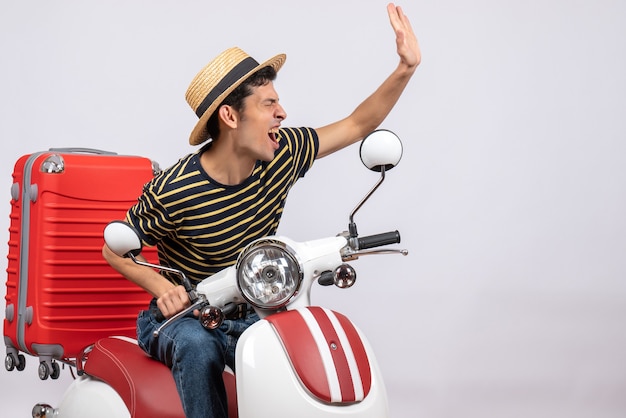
387;3;421;71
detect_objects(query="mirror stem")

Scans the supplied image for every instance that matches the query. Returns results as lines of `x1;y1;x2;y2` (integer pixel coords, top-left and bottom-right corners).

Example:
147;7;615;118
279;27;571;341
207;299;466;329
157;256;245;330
348;166;386;238
128;253;198;302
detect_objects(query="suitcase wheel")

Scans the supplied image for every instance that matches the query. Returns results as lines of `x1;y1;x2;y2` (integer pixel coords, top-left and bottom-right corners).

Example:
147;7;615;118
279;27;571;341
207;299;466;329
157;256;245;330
5;353;26;372
38;360;61;380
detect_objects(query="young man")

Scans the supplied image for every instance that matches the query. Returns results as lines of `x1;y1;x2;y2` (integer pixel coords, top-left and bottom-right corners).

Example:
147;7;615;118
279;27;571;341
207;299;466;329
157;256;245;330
103;3;420;417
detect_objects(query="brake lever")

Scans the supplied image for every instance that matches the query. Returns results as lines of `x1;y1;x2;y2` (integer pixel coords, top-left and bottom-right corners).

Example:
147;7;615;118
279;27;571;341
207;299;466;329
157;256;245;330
342;247;408;261
153;298;208;338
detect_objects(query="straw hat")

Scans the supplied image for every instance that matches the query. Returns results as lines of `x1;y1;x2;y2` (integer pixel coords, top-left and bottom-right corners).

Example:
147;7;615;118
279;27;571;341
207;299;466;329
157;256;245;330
185;47;286;146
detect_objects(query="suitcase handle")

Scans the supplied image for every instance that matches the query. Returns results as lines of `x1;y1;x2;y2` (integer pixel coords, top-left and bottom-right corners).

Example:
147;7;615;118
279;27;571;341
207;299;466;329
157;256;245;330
48;147;118;156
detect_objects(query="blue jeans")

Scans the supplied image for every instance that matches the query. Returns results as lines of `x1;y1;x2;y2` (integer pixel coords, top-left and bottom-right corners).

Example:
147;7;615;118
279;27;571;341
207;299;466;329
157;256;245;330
137;299;258;418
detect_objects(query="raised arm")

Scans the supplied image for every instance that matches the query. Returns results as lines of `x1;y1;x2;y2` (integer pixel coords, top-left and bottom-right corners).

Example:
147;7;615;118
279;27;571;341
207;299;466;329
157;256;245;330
316;3;421;158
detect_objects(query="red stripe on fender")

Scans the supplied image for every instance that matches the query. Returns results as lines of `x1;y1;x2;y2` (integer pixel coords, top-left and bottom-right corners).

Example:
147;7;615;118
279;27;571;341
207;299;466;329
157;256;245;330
308;307;357;402
266;310;331;402
333;311;372;398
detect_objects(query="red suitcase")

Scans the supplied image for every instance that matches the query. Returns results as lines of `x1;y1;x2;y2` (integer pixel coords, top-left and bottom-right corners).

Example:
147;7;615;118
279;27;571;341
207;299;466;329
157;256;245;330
3;148;158;380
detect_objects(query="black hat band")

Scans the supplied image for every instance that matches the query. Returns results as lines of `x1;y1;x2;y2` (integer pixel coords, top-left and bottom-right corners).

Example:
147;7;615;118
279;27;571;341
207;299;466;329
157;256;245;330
195;56;259;118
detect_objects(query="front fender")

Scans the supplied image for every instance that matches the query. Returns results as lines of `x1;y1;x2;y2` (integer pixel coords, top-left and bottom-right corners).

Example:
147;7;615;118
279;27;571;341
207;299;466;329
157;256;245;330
235;307;389;417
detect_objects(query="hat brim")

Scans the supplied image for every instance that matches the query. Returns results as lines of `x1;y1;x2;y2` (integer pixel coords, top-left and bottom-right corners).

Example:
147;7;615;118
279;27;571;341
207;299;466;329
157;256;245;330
189;53;286;146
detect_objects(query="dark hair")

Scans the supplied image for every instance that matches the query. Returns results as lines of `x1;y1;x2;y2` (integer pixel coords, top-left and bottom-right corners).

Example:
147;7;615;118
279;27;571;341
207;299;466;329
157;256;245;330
206;66;277;140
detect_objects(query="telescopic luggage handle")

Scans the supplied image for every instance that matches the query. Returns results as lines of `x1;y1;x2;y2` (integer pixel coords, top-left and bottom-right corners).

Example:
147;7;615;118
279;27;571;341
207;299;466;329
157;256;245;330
48;148;118;155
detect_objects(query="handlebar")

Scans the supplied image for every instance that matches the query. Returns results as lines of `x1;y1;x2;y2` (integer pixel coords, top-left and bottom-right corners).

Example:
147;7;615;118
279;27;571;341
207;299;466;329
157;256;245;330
357;230;401;250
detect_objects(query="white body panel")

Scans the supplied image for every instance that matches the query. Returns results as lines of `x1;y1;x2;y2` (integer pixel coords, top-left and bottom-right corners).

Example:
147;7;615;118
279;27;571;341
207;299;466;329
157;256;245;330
56;375;130;418
236;319;389;418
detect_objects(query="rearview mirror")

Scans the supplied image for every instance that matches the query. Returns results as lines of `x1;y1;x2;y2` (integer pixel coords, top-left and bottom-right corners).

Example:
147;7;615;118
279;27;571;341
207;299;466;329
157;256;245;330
104;221;143;257
359;129;403;172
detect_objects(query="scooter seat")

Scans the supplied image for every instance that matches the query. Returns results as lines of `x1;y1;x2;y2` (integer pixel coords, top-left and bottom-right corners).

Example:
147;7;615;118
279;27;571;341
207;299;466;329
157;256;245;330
84;336;239;418
84;337;185;418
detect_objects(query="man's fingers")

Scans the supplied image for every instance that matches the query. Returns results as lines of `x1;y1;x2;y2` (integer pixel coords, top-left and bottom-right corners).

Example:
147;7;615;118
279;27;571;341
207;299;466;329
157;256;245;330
157;285;191;318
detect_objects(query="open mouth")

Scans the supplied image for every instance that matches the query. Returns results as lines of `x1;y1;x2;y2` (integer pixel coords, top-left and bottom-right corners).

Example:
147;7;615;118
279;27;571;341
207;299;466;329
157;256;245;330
268;128;280;144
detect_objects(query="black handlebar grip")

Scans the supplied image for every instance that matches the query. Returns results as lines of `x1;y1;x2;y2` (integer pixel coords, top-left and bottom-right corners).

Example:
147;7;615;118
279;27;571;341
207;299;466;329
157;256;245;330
357;230;401;250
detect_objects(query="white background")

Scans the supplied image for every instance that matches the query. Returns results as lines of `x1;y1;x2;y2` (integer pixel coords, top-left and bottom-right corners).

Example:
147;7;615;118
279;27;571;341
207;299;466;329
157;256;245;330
1;0;626;417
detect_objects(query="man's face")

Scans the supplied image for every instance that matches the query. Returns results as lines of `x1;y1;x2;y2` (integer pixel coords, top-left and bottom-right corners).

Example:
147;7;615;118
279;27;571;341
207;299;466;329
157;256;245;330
235;81;287;162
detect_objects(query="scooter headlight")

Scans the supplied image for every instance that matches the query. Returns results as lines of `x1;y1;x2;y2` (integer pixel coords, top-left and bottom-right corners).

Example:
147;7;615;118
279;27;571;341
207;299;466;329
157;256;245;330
236;239;302;309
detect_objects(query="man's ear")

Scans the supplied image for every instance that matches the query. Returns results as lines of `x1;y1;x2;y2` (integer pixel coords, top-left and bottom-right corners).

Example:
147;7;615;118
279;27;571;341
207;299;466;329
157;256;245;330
218;105;239;130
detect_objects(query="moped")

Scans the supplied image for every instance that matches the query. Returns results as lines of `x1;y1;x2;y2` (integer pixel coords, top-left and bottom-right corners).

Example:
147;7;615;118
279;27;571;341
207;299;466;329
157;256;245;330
32;129;408;418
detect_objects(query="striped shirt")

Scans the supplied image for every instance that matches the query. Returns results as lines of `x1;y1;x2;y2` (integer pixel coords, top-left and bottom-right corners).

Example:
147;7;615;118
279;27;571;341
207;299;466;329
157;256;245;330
127;127;319;285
